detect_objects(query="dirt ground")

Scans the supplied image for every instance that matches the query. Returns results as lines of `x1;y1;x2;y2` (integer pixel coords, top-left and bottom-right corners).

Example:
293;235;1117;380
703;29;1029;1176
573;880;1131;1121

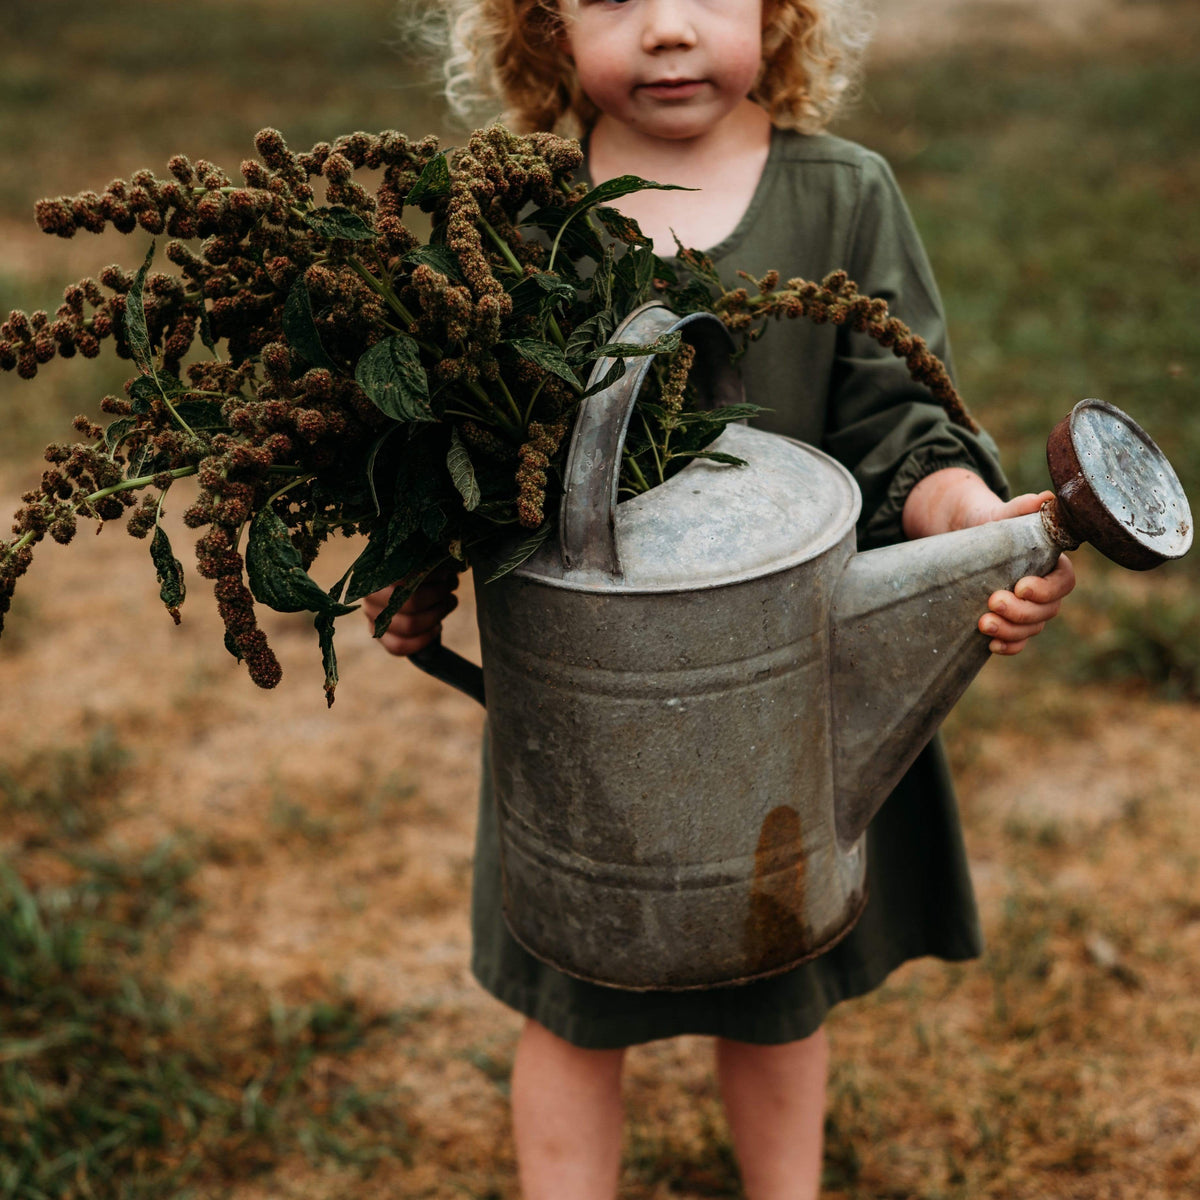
1;1;1197;1196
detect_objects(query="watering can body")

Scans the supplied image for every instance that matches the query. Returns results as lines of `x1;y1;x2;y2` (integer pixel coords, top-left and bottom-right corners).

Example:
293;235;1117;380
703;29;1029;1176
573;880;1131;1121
476;423;868;989
414;305;1192;991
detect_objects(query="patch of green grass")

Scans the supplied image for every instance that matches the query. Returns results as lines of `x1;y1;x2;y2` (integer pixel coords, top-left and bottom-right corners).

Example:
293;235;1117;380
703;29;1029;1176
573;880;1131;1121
1067;583;1200;699
0;0;451;212
0;850;417;1198
0;725;131;839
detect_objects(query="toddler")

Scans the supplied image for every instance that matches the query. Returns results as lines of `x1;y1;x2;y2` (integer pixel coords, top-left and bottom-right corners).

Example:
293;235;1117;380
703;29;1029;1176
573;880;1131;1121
366;2;1076;1196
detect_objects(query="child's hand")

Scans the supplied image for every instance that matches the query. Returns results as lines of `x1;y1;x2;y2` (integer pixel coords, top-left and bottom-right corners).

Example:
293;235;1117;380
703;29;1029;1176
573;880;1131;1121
902;468;1076;657
361;570;460;657
976;492;1076;656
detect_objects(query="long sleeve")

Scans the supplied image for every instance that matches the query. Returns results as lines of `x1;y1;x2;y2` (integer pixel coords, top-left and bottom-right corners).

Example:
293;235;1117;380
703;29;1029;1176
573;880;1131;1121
823;150;1008;548
709;131;1009;550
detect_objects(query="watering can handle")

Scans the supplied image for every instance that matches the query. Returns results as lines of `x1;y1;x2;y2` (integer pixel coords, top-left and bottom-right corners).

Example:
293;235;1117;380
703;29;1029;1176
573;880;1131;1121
408;305;743;704
410;637;486;706
559;303;745;578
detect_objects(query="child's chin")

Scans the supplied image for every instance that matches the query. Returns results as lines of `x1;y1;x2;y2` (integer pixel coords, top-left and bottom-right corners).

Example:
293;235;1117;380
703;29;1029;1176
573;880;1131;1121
634;107;724;142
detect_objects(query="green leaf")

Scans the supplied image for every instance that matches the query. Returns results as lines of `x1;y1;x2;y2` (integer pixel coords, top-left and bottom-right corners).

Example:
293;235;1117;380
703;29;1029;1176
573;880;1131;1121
343;528;431;605
406;153;451;208
128;376;156;414
103;417;137;455
565;308;616;363
198;303;218;356
403;244;464;281
676;449;748;467
365;425;401;516
354;335;433;421
580;174;692;210
579;357;626;399
246;508;358;617
283;276;337;372
504;339;581;389
304;205;377;241
506;272;576;322
485;523;553;583
665;278;721;316
127;442;154;478
173;399;227;429
672;236;723;287
125;242;156;374
370;556;446;637
591;246;615;312
613;245;660;310
447;428;481;512
521;205;605;263
580;330;682;361
673;403;767;425
149;525;186;624
315;611;339;707
592;205;652;247
128;372;186;416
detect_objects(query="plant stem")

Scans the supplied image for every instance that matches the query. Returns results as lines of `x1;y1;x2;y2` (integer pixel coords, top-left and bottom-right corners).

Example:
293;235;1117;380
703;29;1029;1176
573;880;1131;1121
480;214;572;354
264;474;317;508
522;377;548;428
147;376;198;438
478;216;524;277
623;454;651;495
497;377;523;426
639;410;665;486
88;465;199;505
346;258;420;332
465;380;519;436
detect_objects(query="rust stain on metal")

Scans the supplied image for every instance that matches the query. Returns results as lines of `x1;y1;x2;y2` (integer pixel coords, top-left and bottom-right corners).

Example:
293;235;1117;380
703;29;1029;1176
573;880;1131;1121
744;805;809;973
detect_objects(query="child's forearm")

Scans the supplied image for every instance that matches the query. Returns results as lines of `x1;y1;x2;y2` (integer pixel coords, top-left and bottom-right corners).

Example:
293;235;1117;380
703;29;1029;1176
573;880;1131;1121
900;467;1015;539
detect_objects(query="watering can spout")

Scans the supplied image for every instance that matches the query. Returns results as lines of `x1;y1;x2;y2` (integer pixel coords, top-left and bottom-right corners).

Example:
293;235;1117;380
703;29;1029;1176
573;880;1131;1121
828;509;1066;847
829;397;1194;847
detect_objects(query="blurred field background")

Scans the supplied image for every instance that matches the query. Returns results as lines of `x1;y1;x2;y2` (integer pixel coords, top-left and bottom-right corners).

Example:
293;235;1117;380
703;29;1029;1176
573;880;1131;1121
1;0;1197;1196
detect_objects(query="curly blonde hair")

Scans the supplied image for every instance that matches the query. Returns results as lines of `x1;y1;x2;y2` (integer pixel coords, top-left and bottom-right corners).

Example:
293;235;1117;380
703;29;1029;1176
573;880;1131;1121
434;0;874;137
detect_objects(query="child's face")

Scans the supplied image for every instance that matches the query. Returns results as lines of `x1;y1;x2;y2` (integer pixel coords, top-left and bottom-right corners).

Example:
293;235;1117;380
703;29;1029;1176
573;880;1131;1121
561;0;764;141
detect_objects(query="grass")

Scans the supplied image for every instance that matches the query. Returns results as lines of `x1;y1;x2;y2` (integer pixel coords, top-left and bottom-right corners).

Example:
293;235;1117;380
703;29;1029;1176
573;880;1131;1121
0;727;429;1198
0;724;131;839
0;792;419;1199
0;0;450;210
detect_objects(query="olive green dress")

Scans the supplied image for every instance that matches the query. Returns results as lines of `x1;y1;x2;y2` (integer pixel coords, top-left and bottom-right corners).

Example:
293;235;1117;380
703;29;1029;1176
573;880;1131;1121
470;131;1009;1048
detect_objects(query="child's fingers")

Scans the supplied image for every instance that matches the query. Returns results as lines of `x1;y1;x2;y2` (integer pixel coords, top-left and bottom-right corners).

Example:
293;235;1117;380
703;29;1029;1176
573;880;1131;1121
374;594;459;656
988;635;1031;656
985;588;1062;629
1013;554;1076;604
403;576;460;616
360;573;460;622
979;610;1046;644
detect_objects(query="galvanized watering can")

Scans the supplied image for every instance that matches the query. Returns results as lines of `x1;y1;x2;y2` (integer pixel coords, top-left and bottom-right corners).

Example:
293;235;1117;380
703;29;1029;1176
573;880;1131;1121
414;304;1192;990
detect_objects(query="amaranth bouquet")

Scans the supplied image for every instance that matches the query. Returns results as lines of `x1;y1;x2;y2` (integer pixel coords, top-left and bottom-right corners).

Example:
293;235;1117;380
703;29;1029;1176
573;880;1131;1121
0;126;975;702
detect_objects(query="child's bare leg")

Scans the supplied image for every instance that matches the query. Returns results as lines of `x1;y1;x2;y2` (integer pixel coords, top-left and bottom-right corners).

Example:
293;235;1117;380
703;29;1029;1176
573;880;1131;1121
715;1028;829;1200
510;1018;626;1200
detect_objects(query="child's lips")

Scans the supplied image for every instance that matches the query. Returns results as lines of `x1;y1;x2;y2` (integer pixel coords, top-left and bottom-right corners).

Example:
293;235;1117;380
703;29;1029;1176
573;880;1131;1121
638;78;707;101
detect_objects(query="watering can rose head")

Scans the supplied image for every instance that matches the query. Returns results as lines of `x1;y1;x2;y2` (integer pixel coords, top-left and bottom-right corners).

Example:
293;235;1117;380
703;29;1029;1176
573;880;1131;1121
0;124;982;702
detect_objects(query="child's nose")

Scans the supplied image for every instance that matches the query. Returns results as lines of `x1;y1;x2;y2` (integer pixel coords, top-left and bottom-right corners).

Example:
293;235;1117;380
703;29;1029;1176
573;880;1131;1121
641;0;699;53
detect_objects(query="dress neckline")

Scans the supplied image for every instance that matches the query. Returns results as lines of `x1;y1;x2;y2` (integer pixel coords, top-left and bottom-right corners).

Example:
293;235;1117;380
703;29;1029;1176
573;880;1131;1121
576;125;783;262
698;124;782;263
